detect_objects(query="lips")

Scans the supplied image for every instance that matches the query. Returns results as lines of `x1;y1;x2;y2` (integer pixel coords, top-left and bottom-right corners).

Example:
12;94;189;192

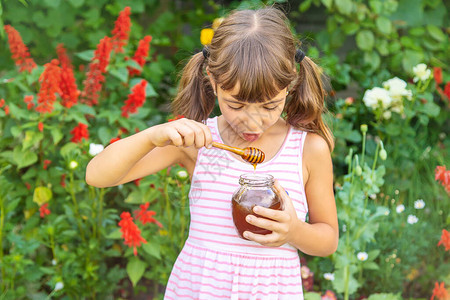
242;133;261;142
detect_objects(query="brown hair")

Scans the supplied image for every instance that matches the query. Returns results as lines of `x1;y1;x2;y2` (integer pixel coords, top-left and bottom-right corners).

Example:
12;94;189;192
172;7;334;150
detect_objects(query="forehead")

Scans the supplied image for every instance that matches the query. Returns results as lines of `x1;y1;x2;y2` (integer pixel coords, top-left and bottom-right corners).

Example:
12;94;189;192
220;82;286;103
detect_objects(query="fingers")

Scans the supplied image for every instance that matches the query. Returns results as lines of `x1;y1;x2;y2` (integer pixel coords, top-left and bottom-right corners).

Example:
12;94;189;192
165;118;213;148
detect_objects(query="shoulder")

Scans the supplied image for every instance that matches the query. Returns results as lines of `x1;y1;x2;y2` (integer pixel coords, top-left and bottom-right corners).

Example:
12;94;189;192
303;132;332;172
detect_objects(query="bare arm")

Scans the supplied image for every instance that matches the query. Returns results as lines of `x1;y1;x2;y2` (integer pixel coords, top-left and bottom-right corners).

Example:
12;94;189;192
289;133;338;256
85;118;213;188
243;133;338;257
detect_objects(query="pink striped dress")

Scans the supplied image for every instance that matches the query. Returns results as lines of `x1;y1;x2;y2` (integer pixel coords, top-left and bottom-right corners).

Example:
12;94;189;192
164;117;308;300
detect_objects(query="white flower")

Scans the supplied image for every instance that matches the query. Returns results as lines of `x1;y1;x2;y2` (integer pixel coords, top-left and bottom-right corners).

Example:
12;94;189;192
396;204;405;213
384;209;390;216
342;224;347;232
407;215;419;224
413;63;431;82
324;273;335;281
382;111;392;119
69;160;79;170
383;77;412;101
176;170;189;180
363;87;392;109
414;199;425;209
52;259;57;266
357;252;368;261
89;143;104;156
54;282;64;291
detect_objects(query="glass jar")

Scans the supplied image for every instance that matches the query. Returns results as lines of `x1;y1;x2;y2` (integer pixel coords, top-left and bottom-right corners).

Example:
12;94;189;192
231;173;282;239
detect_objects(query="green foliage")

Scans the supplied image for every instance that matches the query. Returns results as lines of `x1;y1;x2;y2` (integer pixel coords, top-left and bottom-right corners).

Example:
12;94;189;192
297;0;449;90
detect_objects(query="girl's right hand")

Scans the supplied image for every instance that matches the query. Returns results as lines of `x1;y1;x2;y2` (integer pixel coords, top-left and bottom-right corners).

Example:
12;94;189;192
147;118;213;148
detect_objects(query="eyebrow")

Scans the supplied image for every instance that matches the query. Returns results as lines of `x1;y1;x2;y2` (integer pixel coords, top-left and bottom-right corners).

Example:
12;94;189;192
223;97;285;105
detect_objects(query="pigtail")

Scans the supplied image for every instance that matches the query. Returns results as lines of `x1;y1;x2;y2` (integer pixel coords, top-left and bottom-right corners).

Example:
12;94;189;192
171;51;215;122
285;56;334;150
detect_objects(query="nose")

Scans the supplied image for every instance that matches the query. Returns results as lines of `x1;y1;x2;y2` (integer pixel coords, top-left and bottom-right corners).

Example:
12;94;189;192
241;108;264;132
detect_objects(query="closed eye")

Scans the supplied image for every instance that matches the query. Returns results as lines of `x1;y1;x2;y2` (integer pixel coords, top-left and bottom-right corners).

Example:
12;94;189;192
228;106;244;110
264;106;278;110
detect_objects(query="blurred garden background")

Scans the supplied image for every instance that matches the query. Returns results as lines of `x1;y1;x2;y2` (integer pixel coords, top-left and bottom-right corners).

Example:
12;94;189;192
0;0;449;299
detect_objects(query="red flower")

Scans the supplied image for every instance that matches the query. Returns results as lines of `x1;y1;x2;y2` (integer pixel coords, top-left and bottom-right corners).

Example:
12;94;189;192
168;115;185;122
121;80;147;118
438;229;450;251
109;137;121;144
435;166;450;193
25;182;31;190
3;106;9;116
43;159;51;170
0;99;4;108
39;203;51;218
431;282;449;300
111;7;131;53
4;25;37;73
128;35;152;76
134;178;142;186
24;95;35;110
444;82;450;101
80;36;112;106
57;44;79;108
70;122;89;143
60;174;66;188
118;212;147;256
38;122;44;132
36;59;62;114
134;202;163;227
433;67;443;85
322;290;337;300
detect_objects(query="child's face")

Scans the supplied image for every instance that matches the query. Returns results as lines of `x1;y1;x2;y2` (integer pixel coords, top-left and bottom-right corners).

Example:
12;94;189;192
217;85;287;143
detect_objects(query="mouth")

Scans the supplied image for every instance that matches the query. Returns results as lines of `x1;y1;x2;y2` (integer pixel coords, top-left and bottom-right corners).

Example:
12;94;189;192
242;133;261;142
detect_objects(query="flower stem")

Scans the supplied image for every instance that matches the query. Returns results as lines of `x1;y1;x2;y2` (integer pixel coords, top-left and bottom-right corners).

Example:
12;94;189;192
69;172;86;242
0;195;5;291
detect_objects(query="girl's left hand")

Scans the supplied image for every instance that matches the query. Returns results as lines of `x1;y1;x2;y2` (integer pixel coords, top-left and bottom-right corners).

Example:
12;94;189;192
243;180;300;247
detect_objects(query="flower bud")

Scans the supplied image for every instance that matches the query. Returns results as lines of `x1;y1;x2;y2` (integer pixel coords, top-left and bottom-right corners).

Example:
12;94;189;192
176;170;189;181
379;149;387;160
360;124;368;133
355;165;362;176
69;160;79;170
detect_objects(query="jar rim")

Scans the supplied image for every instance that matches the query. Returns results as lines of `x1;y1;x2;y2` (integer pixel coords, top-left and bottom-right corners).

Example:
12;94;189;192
239;173;274;186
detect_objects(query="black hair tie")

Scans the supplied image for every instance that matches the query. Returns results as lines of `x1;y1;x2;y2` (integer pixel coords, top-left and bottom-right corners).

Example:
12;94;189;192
295;49;305;63
202;47;210;60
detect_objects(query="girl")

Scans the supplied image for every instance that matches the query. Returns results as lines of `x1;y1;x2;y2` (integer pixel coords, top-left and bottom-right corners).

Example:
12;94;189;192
86;7;338;299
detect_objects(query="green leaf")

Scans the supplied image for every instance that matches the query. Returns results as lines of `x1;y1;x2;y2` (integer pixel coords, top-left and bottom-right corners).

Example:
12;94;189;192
126;257;147;287
427;25;446;42
33;186;52;206
376;17;391;35
304;292;322;300
364;51;380;71
299;0;313;12
75;50;95;62
98;126;114;145
60;143;79;158
321;0;333;9
342;22;360;35
423;102;440;117
356;30;375;51
106;228;122;240
51;128;64;144
13;147;38;169
367;293;402;300
68;0;84;7
363;261;380;270
142;243;161;259
335;0;353;15
110;67;129;83
402;50;423;74
22;131;44;150
125;190;143;204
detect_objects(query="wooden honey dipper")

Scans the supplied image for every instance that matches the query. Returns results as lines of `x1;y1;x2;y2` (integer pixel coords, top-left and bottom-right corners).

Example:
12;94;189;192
211;142;265;164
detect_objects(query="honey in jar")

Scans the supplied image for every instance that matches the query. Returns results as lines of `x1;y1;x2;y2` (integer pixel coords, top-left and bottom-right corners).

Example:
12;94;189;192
231;174;282;239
